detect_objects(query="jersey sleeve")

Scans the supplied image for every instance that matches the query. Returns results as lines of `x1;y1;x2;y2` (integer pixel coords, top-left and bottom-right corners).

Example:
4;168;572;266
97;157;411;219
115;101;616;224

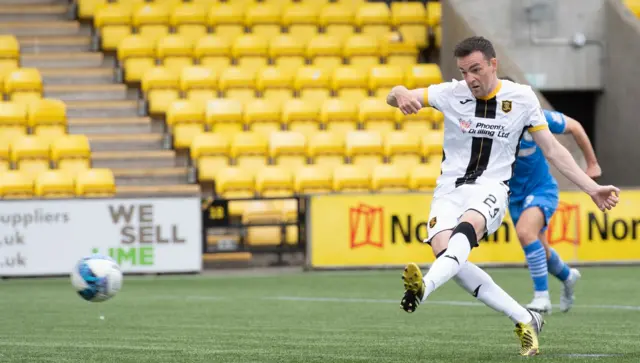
543;109;567;134
523;88;548;133
423;82;454;111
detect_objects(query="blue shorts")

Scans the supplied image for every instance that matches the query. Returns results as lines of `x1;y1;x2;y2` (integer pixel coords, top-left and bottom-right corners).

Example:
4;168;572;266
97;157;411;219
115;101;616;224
509;185;559;232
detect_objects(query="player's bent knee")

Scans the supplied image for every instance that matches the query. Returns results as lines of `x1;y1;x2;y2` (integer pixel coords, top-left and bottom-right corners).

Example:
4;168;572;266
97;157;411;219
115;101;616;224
452;221;478;248
516;223;539;246
459;210;488;240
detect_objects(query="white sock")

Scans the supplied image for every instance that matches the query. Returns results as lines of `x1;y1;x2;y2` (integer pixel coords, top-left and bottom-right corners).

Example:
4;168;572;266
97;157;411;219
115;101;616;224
454;262;532;325
421;232;472;301
534;291;550;299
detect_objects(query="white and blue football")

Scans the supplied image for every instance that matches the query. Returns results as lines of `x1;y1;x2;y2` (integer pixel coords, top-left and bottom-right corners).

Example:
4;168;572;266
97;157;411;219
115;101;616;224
71;254;123;302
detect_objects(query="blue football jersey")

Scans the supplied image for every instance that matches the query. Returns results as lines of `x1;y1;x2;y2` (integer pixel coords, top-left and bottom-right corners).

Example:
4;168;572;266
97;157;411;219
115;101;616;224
509;110;567;201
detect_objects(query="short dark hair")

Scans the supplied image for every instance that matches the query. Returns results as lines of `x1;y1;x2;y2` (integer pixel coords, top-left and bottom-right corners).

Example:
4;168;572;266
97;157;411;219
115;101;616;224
453;36;496;61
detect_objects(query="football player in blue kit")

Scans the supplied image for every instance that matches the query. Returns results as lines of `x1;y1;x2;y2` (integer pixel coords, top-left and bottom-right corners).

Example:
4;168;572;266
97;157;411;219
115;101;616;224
510;106;601;314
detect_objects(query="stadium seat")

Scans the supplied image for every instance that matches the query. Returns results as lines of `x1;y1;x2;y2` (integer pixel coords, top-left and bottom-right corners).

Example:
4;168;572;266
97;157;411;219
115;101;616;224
295;66;332;105
432;109;445;129
166;100;206;150
244;99;282;137
243;200;288;247
11;135;50;178
157;35;194;74
207;4;245;42
0;142;8;171
335;0;367;11
295;165;333;194
422;130;444;159
385;131;422;168
0;35;20;80
256;166;294;197
282;4;319;43
141;67;180;116
94;3;133;51
410;163;440;191
270;131;306;171
233;34;269;71
382;34;419;67
308;131;345;167
626;0;640;17
270;35;306;70
245;4;282;39
51;135;91;174
307;35;344;72
206;99;244;136
180;66;218;105
391;2;428;48
332;66;369;104
219;67;257;104
171;3;208;42
359;98;397;134
406;64;443;88
397;107;434;133
372;164;409;192
78;0;107;20
192;0;220;6
133;4;170;43
195;35;232;70
0;101;27;142
346;130;383;169
333;164;370;192
281;99;320;137
320;4;355;40
4;68;42;105
190;133;230;182
344;35;380;68
427;1;442;28
231;132;268;169
356;3;391;38
257;66;294;104
75;168;116;197
320;98;358;133
0;170;34;199
35;171;75;199
118;35;156;83
369;65;404;98
215;166;256;199
28;99;67;144
298;0;330;10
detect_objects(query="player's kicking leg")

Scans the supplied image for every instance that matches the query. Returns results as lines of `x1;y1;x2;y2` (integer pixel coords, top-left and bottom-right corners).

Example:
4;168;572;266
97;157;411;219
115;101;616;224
539;233;581;312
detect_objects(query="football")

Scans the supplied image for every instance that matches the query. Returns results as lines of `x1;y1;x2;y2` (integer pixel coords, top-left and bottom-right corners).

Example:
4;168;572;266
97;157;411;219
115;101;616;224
71;254;123;302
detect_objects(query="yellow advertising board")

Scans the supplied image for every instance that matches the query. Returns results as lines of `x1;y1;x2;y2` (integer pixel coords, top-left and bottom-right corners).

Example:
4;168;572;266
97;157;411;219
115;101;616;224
307;191;640;268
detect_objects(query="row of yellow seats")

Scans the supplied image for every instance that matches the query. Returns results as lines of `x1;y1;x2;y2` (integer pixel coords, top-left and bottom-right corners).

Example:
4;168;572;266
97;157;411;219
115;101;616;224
0;135;91;176
191;130;444;181
0;99;67;142
143;64;442;114
93;2;440;49
0;35;20;79
1;169;115;199
119;33;421;82
167;98;444;148
0;68;43;105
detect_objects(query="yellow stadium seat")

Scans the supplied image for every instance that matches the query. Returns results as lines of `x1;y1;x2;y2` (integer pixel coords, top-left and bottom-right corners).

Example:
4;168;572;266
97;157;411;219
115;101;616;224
0;36;19;80
51;135;91;174
219;67;256;104
332;66;369;104
190;133;230;182
626;0;640;17
427;1;442;27
359;98;397;134
385;131;421;168
333;164;370;192
232;132;268;169
257;66;294;104
180;66;218;105
233;34;269;71
243;199;288;247
194;35;231;70
295;165;332;194
382;34;419;67
133;4;170;43
391;2;428;48
282;99;320;137
295;66;332;105
118;35;156;83
11;135;50;178
320;98;357;133
372;164;409;192
141;67;180;116
167;100;206;150
270;35;306;70
215;166;255;199
344;35;380;68
35;171;75;199
422;130;444;160
432;108;444;129
208;4;245;41
270;131;306;172
192;0;220;6
0;101;27;141
157;34;194;74
406;64;443;88
78;0;107;20
356;3;391;37
282;4;319;43
4;68;42;105
397;107;435;133
262;0;294;6
206;99;244;136
307;35;344;72
75;168;115;197
244;99;281;136
94;4;133;51
245;4;282;39
171;3;208;41
308;131;345;167
28;99;67;144
0;141;8;171
410;163;440;191
369;65;404;98
320;4;355;40
298;0;330;10
256;166;294;197
434;25;442;48
346;130;383;169
0;170;34;199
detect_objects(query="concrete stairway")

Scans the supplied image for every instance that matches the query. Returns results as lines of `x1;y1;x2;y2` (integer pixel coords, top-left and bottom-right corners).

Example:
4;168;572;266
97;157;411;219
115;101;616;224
2;0;197;195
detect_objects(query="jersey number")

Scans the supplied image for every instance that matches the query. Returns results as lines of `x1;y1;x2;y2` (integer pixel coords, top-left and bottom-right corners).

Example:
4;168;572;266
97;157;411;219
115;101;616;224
483;194;500;219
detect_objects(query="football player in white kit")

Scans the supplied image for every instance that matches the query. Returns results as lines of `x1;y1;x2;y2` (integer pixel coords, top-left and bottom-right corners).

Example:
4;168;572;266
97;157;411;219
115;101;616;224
387;36;620;356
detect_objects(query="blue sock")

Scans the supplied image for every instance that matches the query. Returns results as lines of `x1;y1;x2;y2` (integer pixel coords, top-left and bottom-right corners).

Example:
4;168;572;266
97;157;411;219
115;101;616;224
547;247;570;282
523;240;548;292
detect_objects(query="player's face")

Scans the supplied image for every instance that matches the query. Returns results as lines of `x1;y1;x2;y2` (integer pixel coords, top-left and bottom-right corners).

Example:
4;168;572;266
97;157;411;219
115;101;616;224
457;51;498;98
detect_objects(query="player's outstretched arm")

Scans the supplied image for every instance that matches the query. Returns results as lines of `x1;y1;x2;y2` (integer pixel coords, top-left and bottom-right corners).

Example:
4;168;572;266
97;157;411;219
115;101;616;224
531;129;619;211
563;116;601;179
386;86;426;114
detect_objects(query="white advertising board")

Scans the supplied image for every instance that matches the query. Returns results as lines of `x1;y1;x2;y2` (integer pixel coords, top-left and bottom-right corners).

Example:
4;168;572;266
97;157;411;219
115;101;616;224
0;197;202;276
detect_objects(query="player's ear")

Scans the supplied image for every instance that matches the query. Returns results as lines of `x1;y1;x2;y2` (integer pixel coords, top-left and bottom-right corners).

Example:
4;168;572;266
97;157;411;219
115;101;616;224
490;58;498;71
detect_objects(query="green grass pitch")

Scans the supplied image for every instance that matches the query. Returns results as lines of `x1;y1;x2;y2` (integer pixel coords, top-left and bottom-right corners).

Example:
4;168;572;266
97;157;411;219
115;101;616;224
1;266;640;362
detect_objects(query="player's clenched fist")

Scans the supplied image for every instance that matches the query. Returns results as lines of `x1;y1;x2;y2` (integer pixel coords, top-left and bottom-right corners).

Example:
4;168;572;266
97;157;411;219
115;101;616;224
387;86;423;115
